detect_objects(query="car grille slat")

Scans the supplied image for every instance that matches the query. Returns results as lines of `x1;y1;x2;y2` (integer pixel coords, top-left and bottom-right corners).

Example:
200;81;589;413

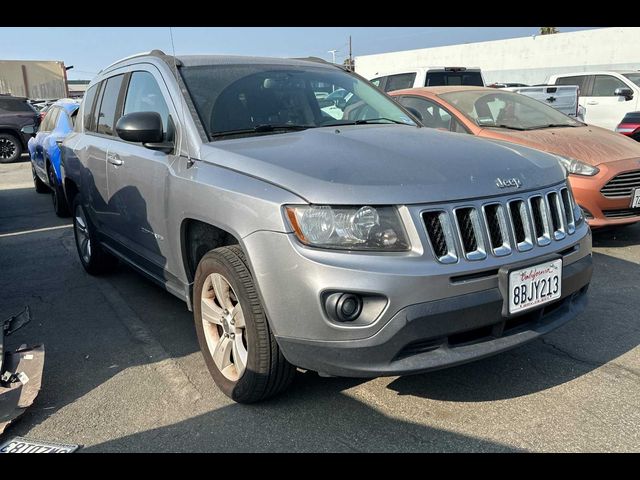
422;185;578;263
601;169;640;198
602;208;640;218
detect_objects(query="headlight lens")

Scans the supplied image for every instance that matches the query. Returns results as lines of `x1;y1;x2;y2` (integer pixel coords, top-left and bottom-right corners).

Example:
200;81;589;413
285;205;410;251
555;155;600;176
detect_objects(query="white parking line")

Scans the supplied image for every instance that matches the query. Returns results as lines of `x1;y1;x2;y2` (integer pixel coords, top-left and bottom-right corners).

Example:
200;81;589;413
0;224;73;238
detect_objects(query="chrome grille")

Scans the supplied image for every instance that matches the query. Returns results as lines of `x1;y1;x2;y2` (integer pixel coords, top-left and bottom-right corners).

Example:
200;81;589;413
423;185;579;263
600;170;640;198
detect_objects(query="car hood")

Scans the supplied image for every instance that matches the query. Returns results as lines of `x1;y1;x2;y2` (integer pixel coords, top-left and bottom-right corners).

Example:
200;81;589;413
199;125;565;205
480;125;640;166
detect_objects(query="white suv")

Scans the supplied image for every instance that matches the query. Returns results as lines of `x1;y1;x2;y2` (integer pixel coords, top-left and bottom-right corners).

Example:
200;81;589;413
369;67;485;92
548;71;640;130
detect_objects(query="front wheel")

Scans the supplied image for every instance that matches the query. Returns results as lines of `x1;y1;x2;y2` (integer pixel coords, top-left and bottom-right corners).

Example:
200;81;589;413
193;245;295;403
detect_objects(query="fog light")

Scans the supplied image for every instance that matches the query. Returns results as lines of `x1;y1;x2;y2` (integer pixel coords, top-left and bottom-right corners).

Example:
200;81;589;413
325;292;363;322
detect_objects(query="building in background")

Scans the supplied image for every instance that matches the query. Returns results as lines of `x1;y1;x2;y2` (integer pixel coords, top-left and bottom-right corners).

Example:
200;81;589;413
0;60;68;100
355;27;640;86
67;79;90;98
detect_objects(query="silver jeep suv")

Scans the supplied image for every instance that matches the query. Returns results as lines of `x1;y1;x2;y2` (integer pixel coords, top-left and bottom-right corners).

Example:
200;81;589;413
60;51;593;402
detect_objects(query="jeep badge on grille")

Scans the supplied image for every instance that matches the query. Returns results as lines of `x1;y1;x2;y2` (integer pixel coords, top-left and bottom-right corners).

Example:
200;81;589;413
496;177;522;189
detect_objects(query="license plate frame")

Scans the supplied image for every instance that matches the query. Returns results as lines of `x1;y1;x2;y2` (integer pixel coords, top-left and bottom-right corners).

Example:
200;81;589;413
498;254;563;318
631;187;640;208
0;436;79;453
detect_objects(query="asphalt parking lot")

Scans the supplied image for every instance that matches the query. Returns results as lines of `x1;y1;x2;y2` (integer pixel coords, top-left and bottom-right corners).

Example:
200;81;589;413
0;157;639;452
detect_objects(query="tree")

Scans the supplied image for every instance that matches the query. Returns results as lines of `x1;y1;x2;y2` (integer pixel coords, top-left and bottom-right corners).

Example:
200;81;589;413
540;27;559;35
343;58;354;71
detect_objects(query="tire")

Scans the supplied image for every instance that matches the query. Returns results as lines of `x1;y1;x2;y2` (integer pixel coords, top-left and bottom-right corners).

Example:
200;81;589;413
0;133;22;163
193;245;295;403
72;197;117;275
32;165;48;193
48;163;70;217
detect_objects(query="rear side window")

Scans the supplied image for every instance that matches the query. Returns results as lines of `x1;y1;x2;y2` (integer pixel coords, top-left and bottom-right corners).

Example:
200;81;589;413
398;95;467;133
123;71;171;138
554;75;589;95
370;77;384;89
425;71;484;86
96;75;125;136
591;75;628;97
0;98;36;113
42;107;59;131
384;73;416;92
81;84;99;132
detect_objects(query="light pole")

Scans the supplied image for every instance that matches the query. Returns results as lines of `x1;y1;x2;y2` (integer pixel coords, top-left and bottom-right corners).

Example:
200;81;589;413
328;49;338;64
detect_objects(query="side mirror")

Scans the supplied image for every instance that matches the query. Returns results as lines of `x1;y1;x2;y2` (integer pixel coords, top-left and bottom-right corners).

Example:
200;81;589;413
115;111;173;153
614;87;634;101
404;107;423;122
21;125;37;135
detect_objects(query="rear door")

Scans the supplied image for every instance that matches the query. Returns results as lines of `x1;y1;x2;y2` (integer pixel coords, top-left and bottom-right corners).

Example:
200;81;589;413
105;67;178;276
83;75;125;231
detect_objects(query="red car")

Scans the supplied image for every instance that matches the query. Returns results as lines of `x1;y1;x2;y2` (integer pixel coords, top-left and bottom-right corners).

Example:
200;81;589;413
616;112;640;142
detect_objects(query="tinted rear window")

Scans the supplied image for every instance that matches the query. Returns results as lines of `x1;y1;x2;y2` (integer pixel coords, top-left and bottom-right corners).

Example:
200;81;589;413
425;72;483;87
554;75;589;94
0;98;36;113
384;73;416;92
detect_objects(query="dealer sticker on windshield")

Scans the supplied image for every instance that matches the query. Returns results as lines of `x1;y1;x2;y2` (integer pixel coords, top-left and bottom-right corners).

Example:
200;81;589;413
508;259;562;315
0;436;79;453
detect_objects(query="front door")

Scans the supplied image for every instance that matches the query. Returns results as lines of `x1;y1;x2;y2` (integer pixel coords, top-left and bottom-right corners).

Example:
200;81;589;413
106;69;178;277
582;75;639;130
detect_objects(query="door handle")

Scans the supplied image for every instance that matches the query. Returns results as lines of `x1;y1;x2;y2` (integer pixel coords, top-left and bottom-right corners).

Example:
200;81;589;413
586;101;599;105
107;153;123;166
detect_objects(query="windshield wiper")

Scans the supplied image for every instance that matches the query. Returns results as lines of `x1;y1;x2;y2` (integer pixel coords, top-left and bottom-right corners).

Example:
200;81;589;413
484;124;528;131
211;124;315;138
525;123;579;130
323;118;411;127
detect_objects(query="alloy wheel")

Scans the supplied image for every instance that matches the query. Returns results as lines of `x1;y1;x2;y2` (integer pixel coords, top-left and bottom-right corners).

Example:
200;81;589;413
74;206;92;264
200;273;248;381
0;138;16;160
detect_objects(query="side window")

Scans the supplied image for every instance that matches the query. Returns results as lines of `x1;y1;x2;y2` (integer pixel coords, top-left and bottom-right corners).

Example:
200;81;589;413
399;96;465;132
384;73;416;92
555;75;589;95
123;71;171;139
43;107;59;132
81;84;99;132
91;82;106;133
591;75;627;97
96;75;125;136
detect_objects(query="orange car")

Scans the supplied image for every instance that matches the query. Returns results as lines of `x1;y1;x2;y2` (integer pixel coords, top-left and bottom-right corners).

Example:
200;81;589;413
390;86;640;228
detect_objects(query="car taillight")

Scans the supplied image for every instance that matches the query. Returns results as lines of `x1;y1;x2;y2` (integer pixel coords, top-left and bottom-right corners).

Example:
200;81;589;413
616;122;640;135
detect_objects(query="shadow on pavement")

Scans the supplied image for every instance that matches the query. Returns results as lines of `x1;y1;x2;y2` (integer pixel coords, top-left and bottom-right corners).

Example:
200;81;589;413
83;371;520;452
591;222;640;248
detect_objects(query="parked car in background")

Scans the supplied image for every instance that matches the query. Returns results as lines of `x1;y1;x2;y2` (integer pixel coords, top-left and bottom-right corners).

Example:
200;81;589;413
60;51;592;403
616;112;640;141
502;85;581;120
28;99;79;216
369;67;484;93
391;86;640;228
0;94;40;163
488;83;529;88
548;71;640;130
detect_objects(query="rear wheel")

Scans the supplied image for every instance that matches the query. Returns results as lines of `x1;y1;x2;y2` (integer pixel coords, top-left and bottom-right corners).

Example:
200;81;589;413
0;134;22;163
72;197;117;275
193;245;295;403
32;165;48;193
48;164;70;217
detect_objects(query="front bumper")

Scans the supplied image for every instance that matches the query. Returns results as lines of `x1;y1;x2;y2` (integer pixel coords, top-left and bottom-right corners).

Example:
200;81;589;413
570;158;640;228
242;219;593;377
277;255;591;377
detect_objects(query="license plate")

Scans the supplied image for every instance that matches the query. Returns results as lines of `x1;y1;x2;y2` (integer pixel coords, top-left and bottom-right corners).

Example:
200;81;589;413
631;187;640;208
508;259;562;314
0;436;79;453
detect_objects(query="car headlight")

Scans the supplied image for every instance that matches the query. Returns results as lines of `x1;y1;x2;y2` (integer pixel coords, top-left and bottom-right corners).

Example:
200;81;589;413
284;205;410;251
555;155;599;176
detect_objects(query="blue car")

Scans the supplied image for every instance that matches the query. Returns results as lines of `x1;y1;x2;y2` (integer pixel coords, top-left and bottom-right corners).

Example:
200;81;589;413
29;99;80;216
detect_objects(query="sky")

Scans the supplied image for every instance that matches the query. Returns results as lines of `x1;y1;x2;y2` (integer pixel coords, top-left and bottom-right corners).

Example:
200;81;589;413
0;27;598;81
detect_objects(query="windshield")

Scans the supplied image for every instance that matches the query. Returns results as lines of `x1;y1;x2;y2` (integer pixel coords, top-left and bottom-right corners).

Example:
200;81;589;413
179;63;417;139
623;73;640;87
439;89;583;130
